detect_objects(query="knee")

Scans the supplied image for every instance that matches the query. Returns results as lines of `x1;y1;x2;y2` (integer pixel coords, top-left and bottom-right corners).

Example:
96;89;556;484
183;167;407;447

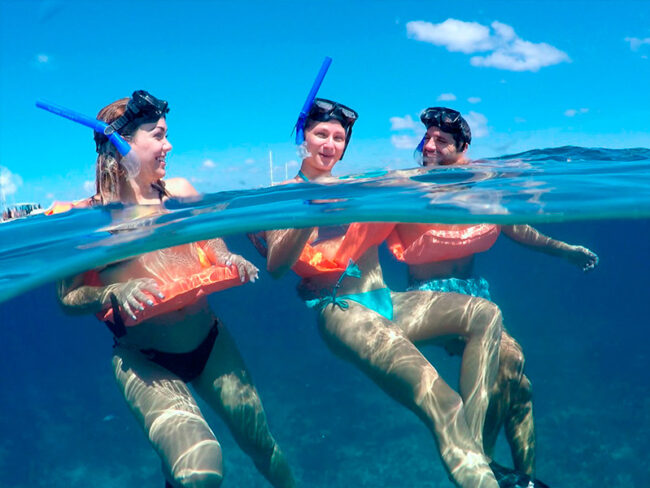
166;438;224;488
171;470;224;488
517;374;533;402
214;374;275;451
499;335;526;385
470;299;503;339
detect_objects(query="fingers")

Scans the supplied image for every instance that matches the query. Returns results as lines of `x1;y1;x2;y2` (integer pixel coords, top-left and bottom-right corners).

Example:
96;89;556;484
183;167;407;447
582;249;599;272
140;278;165;300
583;253;599;272
120;296;138;321
247;264;260;283
242;262;259;282
226;254;259;283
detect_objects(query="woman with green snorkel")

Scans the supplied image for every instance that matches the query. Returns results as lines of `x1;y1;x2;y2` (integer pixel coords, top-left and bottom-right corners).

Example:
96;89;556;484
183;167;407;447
251;60;507;488
45;92;296;488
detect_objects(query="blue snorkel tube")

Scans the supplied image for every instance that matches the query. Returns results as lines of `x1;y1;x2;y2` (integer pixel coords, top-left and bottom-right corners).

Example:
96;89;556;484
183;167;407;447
294;56;332;145
36;100;132;156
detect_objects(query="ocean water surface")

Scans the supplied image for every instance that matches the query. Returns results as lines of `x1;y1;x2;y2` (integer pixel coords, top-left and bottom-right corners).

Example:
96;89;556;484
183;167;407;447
1;147;649;487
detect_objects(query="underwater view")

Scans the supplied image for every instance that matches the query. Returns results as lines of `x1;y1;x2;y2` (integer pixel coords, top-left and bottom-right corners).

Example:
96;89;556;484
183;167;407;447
2;2;650;488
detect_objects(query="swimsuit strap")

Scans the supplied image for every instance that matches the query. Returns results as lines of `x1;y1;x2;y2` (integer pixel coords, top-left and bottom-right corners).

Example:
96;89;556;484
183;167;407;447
297;170;309;182
309;259;362;312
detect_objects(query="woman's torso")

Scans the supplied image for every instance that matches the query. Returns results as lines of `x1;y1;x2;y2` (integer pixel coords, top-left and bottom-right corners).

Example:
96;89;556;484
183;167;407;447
98;243;216;352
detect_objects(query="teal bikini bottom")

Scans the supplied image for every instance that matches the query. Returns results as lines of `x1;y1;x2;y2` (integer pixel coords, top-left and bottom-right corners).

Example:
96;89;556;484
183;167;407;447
407;276;491;300
305;287;394;321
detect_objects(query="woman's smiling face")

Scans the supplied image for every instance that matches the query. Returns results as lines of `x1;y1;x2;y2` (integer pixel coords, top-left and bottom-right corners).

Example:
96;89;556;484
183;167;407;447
129;117;172;182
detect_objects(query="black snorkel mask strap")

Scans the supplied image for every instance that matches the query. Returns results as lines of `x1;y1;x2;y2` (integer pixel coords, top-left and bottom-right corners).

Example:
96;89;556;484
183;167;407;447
105;90;169;137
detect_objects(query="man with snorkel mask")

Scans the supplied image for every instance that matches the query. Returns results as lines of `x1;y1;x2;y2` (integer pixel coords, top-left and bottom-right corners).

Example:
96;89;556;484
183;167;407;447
388;106;599;487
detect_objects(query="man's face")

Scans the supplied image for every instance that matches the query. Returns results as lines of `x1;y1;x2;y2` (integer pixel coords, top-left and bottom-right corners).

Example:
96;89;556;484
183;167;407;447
422;126;466;166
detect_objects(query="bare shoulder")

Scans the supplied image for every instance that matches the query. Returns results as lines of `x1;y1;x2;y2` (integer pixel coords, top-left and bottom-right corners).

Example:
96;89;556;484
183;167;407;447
165;177;200;198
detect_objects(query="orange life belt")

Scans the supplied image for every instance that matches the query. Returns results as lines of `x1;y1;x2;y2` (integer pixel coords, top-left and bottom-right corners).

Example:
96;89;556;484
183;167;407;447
94;242;244;326
387;223;500;264
44;199;92;215
292;222;394;278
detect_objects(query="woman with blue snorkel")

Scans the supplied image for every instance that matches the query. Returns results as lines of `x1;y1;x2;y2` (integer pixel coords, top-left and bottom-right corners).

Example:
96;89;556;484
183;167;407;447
53;92;295;488
252;62;505;487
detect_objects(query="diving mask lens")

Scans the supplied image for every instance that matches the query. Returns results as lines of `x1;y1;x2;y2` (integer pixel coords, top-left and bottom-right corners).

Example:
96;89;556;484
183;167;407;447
130;90;169;118
311;98;358;127
421;107;461;131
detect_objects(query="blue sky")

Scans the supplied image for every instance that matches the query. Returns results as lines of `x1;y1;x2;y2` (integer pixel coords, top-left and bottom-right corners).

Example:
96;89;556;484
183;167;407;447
1;0;649;205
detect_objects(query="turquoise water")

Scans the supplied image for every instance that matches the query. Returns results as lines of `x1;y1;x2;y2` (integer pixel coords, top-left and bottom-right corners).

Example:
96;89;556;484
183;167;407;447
1;147;649;487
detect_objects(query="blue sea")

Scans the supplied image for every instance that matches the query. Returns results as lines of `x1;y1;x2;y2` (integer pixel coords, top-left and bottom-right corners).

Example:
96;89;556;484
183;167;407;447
1;147;649;487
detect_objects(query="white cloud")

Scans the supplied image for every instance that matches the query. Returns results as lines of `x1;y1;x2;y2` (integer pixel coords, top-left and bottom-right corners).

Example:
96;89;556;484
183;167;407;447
407;19;493;53
564;108;589;117
390;115;417;130
437;93;457;101
464;111;488;138
31;53;56;71
514;116;526;123
83;180;95;194
286;160;299;168
0;166;23;196
407;19;570;72
202;159;216;168
470;37;570;72
391;134;422;149
467;97;481;104
244;158;255;165
625;37;650;51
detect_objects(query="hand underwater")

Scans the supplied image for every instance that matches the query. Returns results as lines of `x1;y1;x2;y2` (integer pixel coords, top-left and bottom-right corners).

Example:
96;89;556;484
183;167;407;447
225;253;260;283
104;278;164;321
566;245;599;272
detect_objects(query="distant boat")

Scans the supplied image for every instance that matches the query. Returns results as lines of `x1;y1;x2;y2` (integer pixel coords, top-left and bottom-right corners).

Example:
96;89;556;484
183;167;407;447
1;202;43;222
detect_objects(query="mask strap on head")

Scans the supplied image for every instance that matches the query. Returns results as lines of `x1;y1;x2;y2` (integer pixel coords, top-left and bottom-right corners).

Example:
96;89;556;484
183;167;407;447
294;56;332;145
105;90;169;137
36;100;140;178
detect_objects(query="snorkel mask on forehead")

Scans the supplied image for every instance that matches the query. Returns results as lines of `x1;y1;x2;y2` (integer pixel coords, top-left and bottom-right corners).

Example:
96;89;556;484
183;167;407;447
419;107;471;147
104;90;169;136
306;98;358;151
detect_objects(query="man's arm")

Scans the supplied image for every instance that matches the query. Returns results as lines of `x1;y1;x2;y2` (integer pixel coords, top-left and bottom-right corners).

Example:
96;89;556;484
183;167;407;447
501;224;598;271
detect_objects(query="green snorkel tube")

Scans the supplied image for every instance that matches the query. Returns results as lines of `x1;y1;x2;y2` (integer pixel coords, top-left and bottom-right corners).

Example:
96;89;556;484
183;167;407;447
294;56;332;145
35;100;139;177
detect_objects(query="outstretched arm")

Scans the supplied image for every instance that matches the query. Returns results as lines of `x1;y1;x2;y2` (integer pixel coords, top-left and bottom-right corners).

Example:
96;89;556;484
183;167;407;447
501;225;598;271
265;227;314;279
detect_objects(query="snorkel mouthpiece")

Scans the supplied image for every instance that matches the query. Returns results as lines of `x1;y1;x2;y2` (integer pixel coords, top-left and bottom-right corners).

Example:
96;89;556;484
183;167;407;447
35;100;132;156
295;56;332;145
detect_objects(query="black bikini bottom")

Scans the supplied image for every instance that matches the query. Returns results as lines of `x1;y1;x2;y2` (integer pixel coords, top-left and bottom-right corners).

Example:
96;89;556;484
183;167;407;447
140;321;219;383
